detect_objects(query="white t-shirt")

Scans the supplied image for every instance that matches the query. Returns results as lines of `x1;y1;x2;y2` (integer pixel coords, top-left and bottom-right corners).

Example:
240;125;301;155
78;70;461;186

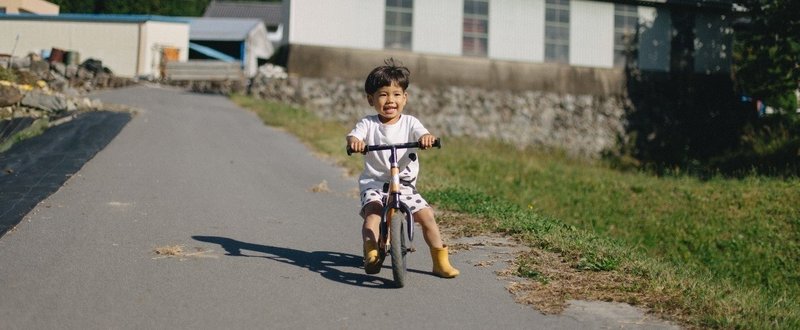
347;114;430;193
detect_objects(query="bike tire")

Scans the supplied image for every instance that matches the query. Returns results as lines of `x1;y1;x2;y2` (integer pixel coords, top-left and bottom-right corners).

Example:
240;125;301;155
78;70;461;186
389;210;407;288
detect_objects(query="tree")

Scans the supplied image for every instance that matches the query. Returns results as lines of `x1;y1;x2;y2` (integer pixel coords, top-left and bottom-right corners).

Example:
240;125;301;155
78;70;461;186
733;0;800;112
49;0;214;17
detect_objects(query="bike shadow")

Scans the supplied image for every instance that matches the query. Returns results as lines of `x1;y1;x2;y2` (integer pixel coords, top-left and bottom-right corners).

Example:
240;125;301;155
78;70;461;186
192;235;425;289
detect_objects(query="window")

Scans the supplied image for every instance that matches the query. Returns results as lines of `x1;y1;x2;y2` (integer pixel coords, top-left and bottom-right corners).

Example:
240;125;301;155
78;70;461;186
614;4;638;67
463;0;489;57
545;0;569;63
385;0;413;50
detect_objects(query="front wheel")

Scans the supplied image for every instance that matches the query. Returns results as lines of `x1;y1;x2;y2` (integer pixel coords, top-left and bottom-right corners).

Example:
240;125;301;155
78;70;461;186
389;210;407;288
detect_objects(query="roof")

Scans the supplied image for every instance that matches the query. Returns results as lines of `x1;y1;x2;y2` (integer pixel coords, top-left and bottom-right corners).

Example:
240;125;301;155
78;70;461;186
189;17;264;41
0;13;190;23
598;0;734;11
203;1;282;26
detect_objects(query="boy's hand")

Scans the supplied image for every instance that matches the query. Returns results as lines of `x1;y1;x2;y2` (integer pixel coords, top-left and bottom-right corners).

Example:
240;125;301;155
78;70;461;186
419;134;436;149
347;136;366;154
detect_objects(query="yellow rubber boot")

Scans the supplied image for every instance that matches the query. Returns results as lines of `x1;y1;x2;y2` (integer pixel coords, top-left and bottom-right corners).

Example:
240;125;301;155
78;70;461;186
363;240;381;274
430;246;460;278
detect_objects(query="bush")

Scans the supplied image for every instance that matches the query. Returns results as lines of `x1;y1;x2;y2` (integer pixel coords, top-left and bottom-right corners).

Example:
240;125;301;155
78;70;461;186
709;114;800;177
0;66;18;83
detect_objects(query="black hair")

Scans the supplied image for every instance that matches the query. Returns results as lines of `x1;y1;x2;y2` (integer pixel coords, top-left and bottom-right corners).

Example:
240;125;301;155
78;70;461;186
364;58;410;95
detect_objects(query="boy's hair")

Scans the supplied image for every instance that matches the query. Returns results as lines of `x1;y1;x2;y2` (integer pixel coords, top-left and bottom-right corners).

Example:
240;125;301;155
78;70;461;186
364;58;410;95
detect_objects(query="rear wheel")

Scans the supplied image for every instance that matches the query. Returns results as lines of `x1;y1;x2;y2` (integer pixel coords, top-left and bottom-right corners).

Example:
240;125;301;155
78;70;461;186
389;210;407;288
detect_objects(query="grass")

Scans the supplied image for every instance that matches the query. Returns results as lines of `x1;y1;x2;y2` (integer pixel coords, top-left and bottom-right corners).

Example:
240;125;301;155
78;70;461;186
0;118;50;153
232;94;800;329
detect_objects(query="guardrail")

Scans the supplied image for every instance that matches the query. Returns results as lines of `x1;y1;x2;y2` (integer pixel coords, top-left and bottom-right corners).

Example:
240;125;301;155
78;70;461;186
164;61;243;81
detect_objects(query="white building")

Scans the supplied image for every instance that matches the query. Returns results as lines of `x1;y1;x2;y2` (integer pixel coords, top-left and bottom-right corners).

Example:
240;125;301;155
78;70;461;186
0;14;189;78
280;0;734;93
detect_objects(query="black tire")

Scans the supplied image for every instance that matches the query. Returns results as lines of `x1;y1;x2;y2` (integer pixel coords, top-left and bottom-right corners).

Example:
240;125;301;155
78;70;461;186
390;210;407;288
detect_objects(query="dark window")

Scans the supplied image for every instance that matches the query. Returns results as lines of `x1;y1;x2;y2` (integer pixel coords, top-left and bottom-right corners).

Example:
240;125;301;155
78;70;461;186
463;0;489;57
385;0;413;50
545;0;569;63
614;4;638;67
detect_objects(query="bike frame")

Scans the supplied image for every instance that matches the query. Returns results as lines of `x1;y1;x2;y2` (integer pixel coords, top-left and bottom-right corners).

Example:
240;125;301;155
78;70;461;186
382;145;415;248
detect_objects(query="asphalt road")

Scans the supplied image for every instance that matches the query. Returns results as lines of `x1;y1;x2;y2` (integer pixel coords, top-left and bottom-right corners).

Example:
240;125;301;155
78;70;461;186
0;85;676;329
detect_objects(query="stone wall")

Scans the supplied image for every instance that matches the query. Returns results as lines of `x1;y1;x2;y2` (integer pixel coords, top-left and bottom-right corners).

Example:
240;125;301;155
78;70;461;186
250;75;629;158
0;54;137;149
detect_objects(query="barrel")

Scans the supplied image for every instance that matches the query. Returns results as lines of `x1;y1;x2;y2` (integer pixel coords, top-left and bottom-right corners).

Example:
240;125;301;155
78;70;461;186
49;48;65;63
64;51;80;66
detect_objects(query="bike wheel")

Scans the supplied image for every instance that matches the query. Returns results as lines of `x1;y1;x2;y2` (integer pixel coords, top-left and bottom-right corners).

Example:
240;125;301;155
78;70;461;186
389;210;407;288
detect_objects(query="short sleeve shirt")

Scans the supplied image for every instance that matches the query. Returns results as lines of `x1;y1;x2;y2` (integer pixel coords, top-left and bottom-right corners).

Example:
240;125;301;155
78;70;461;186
347;114;430;193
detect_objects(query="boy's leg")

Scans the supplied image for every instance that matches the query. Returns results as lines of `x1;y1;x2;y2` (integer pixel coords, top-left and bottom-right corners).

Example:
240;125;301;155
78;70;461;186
413;207;459;278
412;207;443;248
361;201;383;274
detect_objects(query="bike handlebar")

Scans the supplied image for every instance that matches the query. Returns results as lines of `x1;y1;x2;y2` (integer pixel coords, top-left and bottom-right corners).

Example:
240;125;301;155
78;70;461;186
347;138;441;156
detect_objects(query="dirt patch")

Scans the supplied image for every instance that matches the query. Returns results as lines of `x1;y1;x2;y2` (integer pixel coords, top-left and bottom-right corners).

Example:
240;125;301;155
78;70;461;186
153;245;217;261
436;209;682;328
309;180;330;193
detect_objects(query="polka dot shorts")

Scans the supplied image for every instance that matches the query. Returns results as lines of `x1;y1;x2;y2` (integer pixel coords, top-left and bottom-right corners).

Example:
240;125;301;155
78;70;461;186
360;187;430;215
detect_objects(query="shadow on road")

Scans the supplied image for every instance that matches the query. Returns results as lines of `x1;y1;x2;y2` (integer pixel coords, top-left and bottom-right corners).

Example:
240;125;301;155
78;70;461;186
0;111;132;238
193;235;411;288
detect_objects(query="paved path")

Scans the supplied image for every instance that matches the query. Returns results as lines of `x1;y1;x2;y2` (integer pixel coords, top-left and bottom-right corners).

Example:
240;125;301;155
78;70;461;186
0;85;677;329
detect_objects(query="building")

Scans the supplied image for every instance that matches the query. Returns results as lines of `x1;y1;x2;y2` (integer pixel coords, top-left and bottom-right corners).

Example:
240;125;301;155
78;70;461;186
203;0;284;48
0;0;58;15
280;0;734;95
189;17;274;77
0;14;189;78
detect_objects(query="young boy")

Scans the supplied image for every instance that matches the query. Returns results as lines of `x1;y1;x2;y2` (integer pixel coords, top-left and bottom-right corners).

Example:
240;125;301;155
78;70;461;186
346;59;459;278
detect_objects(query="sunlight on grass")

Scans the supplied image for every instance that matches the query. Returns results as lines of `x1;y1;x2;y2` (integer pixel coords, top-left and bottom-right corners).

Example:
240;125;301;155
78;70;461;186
232;95;800;329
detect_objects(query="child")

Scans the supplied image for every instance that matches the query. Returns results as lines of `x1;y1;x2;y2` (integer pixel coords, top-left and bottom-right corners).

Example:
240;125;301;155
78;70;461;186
346;59;459;278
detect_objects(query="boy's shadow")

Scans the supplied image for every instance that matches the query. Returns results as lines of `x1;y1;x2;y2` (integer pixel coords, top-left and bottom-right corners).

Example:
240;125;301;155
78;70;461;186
193;235;407;288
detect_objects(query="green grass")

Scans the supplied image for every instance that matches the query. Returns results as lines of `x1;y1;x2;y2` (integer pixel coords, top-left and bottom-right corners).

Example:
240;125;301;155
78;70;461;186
0;118;49;153
232;95;800;329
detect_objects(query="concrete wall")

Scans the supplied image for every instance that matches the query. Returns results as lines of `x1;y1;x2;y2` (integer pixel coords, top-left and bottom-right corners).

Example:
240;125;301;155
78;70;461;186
0;0;59;14
286;44;625;96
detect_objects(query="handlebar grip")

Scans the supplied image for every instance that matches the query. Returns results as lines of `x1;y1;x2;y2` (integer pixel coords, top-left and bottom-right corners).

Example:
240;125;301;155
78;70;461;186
347;138;442;156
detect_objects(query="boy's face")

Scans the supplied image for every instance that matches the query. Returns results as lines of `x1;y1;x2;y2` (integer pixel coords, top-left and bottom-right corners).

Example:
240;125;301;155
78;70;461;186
367;82;407;124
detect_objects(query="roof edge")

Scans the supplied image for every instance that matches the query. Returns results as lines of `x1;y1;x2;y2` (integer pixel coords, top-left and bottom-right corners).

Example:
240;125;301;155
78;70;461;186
0;13;191;24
